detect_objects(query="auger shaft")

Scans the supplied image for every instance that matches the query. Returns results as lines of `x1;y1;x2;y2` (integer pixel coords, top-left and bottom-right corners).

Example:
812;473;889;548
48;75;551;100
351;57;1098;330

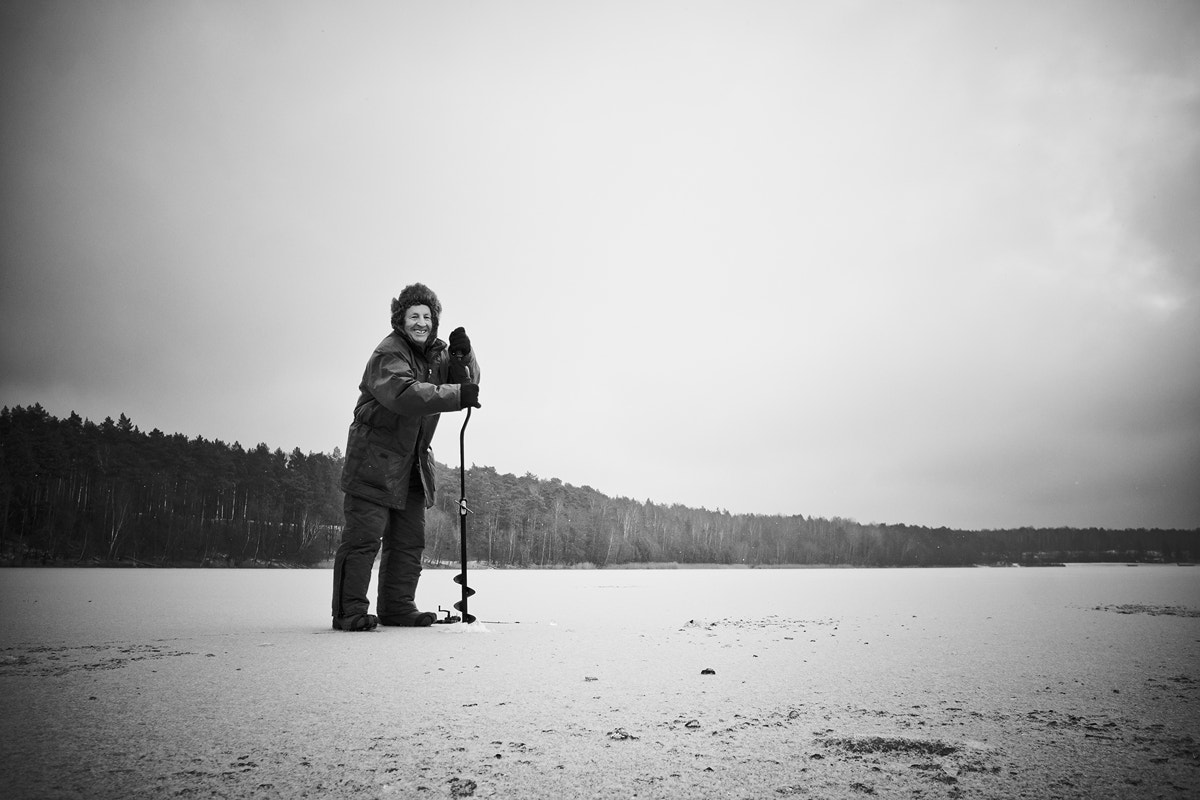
453;406;476;623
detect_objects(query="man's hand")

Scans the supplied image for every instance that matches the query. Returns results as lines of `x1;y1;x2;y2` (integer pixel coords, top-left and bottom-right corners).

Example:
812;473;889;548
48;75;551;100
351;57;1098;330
449;327;471;358
460;383;481;409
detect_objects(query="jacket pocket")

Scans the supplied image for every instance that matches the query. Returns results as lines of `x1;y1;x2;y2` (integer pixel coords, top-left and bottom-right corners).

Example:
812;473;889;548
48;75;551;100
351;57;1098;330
346;429;397;494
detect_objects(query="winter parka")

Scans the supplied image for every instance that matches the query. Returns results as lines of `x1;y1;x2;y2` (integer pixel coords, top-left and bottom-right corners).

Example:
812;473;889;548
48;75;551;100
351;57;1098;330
339;331;479;510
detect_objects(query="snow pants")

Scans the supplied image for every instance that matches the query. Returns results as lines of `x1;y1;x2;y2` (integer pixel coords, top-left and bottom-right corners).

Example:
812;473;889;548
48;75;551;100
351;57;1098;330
331;475;426;622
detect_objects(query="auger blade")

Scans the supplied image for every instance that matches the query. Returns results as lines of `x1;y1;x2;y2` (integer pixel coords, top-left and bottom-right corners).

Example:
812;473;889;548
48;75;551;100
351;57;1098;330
452;572;476;623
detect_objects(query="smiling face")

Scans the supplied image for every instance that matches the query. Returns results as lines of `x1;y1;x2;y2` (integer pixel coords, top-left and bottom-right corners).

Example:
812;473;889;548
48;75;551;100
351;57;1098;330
402;304;433;345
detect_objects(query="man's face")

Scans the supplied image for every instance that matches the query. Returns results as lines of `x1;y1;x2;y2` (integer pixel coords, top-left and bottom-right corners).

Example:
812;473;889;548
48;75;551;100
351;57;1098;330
403;304;432;345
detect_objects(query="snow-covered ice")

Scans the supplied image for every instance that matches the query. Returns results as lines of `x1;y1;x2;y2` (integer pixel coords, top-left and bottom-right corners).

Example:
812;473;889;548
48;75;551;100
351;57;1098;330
1;564;1197;798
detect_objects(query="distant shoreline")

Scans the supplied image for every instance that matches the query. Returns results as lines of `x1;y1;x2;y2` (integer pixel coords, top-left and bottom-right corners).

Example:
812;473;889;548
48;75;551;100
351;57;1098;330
3;558;1194;570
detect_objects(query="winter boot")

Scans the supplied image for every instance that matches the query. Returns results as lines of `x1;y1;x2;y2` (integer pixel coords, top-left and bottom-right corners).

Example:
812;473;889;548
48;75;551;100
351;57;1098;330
379;608;437;627
332;613;379;632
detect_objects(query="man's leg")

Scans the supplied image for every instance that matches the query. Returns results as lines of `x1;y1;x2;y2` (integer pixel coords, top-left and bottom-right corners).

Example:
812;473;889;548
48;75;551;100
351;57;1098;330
377;472;432;625
331;493;387;627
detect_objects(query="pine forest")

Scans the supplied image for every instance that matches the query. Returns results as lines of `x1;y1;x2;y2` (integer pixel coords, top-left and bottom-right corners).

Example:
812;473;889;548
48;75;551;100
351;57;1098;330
1;405;1195;568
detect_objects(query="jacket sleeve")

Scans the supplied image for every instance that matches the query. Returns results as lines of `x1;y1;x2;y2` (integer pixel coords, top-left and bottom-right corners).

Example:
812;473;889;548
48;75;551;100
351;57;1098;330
366;349;463;417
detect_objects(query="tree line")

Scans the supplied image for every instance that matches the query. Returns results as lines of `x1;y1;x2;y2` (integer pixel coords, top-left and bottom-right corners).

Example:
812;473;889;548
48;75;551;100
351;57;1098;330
1;404;342;566
2;404;1196;567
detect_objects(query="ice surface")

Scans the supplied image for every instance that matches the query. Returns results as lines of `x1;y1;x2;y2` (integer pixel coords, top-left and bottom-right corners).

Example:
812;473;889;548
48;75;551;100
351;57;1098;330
1;565;1197;799
2;562;1195;643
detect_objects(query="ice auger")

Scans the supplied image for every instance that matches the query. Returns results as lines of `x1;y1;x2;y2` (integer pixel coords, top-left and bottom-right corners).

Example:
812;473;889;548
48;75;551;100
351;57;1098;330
436;402;476;624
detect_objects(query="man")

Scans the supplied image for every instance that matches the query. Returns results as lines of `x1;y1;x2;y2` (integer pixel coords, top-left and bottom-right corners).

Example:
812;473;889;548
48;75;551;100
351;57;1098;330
331;282;480;630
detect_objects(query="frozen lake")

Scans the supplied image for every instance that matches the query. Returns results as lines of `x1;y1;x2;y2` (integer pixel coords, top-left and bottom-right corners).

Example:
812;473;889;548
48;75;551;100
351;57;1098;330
1;564;1198;799
1;563;1198;644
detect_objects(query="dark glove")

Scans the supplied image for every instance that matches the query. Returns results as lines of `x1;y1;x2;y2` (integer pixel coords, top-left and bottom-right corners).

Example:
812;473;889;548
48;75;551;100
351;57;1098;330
449;327;471;358
460;383;481;409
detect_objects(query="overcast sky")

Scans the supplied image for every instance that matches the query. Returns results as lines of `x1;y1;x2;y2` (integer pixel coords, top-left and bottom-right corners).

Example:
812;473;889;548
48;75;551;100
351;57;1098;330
2;1;1198;531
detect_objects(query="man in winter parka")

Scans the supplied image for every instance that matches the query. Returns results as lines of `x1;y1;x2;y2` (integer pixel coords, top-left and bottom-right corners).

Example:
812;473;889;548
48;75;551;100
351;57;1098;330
331;282;480;630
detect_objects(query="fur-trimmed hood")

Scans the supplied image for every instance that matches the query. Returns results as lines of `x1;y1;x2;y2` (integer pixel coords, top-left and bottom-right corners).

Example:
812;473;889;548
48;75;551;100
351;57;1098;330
390;282;442;344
